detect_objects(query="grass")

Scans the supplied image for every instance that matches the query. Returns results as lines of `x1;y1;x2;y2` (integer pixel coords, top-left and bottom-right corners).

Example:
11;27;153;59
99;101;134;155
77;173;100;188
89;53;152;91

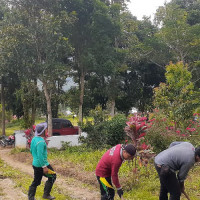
47;145;200;200
48;146;159;199
4;119;200;199
7;145;200;199
0;158;71;200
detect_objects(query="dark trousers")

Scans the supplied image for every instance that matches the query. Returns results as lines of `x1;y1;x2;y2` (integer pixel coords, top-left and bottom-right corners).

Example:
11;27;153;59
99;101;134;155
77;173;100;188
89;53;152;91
155;164;181;200
30;164;56;187
97;176;115;200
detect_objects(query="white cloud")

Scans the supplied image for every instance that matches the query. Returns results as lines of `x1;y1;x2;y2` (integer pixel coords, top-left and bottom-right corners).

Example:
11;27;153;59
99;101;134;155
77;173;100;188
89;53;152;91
128;0;170;20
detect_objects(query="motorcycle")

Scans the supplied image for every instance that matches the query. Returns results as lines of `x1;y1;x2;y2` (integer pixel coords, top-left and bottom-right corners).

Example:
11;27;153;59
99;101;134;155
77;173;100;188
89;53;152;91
0;134;15;147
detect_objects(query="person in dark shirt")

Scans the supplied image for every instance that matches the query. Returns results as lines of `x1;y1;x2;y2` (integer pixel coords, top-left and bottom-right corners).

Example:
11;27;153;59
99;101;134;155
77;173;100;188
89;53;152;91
154;141;200;200
96;144;136;200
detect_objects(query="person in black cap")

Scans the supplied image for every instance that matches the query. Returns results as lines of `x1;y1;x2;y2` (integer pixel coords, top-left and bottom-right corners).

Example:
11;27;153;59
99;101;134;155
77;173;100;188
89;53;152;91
155;141;200;200
28;122;56;200
96;144;136;200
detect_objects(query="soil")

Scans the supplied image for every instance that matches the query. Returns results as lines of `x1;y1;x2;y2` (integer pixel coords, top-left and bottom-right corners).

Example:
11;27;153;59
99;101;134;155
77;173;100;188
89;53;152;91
0;148;100;200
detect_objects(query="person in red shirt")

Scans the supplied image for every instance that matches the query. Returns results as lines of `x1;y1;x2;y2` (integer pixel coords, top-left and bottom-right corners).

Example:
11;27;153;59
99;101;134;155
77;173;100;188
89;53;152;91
96;144;136;200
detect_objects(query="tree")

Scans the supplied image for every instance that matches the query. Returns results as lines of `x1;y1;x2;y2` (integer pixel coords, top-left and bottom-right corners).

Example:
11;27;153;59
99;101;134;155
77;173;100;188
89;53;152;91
153;62;200;128
60;0;119;121
155;2;200;64
1;0;74;134
0;0;15;135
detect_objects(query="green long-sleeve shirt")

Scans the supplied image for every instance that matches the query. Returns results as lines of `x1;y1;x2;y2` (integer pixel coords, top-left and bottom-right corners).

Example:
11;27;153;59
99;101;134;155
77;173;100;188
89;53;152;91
30;136;49;167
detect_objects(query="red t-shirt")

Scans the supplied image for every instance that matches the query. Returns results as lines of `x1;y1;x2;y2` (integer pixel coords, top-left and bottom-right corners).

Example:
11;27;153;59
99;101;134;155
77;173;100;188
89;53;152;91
96;144;123;188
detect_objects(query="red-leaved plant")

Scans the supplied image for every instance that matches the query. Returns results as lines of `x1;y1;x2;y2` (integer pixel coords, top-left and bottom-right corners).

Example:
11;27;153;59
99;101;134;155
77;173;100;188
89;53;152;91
124;114;155;170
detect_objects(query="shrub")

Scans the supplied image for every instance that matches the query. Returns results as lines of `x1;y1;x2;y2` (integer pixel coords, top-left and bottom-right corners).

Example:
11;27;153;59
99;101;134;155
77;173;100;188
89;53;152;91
145;124;177;153
80;105;127;148
79;121;108;149
106;114;127;146
79;105;109;149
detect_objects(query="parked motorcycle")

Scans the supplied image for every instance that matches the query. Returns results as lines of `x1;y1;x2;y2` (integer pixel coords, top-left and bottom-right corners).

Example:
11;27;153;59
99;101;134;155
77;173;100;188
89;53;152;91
0;134;15;147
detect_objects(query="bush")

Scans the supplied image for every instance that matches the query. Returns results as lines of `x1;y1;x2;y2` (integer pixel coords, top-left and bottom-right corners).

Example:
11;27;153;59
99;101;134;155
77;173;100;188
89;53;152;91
80;105;127;149
145;115;177;153
79;121;108;149
106;114;127;146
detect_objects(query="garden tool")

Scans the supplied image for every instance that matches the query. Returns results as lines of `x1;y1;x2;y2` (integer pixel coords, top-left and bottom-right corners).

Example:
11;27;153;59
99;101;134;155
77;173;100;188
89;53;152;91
183;191;191;200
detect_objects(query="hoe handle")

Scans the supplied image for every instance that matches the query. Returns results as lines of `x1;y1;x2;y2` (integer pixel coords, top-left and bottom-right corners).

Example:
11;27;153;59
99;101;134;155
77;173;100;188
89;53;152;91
183;191;191;200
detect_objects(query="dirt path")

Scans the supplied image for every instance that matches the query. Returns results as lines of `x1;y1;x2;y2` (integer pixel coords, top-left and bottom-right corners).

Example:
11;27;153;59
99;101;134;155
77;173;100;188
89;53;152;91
0;149;100;200
0;178;27;200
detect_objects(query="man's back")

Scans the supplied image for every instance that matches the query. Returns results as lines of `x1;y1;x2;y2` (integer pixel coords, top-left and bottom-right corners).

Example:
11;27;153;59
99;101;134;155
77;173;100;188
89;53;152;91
155;142;195;181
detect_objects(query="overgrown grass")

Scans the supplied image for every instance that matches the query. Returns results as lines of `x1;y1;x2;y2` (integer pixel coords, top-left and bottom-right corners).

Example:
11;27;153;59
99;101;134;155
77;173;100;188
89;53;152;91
48;145;200;200
0;158;71;200
5;120;200;199
48;145;105;171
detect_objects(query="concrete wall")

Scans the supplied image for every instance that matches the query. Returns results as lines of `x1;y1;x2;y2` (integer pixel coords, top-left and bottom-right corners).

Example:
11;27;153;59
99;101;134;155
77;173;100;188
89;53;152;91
15;130;27;148
15;131;87;149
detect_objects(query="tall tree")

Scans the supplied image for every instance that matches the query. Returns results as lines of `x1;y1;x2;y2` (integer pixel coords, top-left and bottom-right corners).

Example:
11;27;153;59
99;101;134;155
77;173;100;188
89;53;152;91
155;2;200;64
1;0;74;134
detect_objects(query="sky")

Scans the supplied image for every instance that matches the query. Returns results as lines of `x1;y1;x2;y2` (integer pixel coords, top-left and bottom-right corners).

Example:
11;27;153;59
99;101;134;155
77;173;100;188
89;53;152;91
128;0;171;20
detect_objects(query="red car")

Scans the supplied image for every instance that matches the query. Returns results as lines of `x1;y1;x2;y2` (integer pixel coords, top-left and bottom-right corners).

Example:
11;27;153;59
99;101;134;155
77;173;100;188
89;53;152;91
52;118;79;136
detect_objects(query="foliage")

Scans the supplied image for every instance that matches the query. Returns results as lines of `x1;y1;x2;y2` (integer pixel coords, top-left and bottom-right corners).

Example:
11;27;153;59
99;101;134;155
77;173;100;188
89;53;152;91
145;109;200;153
79;105;109;149
153;62;200;128
124;114;155;167
145;117;177;153
155;2;200;63
80;105;126;148
89;104;109;124
0;104;12;123
79;121;109;149
106;114;127;146
124;114;147;146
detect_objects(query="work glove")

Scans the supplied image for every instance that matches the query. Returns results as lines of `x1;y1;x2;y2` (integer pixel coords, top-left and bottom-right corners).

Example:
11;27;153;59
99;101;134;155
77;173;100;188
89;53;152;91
117;188;123;198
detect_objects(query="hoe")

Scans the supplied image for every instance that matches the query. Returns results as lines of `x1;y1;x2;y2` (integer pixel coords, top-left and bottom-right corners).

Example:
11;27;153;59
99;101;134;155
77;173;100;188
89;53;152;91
183;191;191;200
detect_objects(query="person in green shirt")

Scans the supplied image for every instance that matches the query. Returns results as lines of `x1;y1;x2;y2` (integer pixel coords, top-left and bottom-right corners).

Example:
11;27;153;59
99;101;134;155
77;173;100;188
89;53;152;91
28;122;56;200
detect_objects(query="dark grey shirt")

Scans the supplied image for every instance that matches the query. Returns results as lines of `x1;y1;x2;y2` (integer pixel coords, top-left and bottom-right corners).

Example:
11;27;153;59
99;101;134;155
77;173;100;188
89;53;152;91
155;142;195;182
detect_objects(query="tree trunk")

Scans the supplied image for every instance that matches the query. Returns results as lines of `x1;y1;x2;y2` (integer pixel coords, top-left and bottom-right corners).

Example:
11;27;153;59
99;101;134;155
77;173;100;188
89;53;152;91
43;81;52;136
1;79;5;136
110;99;115;117
78;70;85;123
31;79;37;125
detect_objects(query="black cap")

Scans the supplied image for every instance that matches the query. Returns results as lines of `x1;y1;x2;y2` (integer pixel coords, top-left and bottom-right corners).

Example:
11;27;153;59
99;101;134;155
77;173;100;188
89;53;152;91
124;144;136;156
195;146;200;157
